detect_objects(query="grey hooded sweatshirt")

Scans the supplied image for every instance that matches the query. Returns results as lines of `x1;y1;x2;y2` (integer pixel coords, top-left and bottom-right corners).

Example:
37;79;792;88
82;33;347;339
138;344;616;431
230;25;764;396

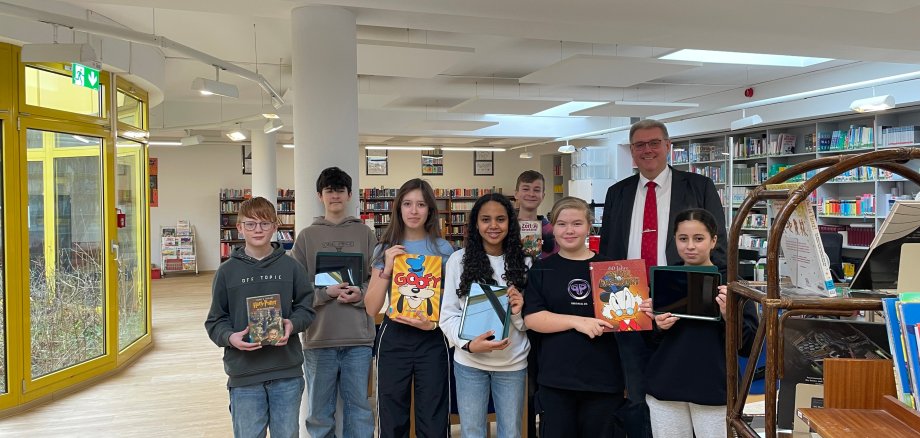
205;245;315;387
291;216;378;349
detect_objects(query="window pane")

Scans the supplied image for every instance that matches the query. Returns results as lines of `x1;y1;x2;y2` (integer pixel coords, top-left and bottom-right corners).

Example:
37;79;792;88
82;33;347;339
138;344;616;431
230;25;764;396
116;91;144;129
24;66;102;117
116;139;147;349
27;129;105;378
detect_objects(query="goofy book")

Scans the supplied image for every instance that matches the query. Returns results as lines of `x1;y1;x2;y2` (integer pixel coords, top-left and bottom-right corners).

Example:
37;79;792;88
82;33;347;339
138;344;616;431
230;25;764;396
388;253;443;322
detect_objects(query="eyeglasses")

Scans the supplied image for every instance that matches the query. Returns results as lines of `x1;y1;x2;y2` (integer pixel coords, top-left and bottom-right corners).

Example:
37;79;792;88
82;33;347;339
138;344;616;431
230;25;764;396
241;221;276;231
630;139;666;151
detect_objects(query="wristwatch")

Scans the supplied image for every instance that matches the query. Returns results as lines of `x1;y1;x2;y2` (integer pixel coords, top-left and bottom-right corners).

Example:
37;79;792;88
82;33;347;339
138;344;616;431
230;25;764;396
461;342;472;353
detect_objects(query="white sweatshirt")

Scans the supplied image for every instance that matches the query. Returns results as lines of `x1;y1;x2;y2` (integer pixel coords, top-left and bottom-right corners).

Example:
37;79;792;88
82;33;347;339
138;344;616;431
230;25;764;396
439;249;530;372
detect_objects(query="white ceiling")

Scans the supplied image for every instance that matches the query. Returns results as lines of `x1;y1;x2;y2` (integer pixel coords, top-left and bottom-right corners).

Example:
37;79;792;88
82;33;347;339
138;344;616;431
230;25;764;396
16;0;920;148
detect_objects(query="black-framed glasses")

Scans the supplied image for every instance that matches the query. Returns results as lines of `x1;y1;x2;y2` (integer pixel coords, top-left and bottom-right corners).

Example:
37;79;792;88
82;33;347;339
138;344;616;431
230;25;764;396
241;221;276;231
630;139;666;151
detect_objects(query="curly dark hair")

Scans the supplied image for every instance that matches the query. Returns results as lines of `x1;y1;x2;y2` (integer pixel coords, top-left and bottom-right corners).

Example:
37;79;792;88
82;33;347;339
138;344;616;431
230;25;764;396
457;193;528;297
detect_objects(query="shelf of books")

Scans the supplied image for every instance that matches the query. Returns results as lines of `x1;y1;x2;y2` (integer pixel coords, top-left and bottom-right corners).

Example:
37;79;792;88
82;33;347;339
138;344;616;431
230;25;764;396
160;220;198;276
219;188;296;262
360;187;507;248
672;109;920;256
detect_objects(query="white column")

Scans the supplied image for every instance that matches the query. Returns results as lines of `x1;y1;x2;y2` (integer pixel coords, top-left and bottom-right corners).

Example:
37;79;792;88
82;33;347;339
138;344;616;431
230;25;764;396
250;130;278;205
291;5;359;228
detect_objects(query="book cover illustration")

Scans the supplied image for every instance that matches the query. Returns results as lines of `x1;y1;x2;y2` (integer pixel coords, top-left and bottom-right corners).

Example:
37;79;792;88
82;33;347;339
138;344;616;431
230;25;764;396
777;318;890;430
459;283;510;341
388;254;443;322
590;259;652;332
246;294;284;346
881;297;914;407
898;301;920;406
520;220;543;258
766;183;836;297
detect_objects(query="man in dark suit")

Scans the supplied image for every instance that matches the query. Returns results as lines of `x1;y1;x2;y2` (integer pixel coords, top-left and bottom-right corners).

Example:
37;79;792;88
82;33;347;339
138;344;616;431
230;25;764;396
599;119;727;437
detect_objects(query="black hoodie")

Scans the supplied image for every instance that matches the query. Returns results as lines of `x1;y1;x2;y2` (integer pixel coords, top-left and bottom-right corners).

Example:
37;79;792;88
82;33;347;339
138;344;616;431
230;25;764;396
205;245;315;387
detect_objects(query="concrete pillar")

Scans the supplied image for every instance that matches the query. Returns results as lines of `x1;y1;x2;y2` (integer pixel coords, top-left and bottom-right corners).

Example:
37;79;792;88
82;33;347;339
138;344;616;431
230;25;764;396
291;5;359;228
250;130;278;205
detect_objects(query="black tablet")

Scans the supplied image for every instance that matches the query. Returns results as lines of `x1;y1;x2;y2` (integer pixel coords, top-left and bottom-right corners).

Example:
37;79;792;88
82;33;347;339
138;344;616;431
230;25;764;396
650;265;722;321
314;252;364;287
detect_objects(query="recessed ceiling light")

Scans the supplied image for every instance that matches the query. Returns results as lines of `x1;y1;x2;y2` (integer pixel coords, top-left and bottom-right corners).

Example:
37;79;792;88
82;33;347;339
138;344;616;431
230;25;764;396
660;49;832;67
533;101;609;117
282;143;295;149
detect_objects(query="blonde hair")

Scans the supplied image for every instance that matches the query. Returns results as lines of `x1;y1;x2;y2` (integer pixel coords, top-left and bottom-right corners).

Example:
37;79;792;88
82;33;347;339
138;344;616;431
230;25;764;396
237;196;279;224
550;196;594;224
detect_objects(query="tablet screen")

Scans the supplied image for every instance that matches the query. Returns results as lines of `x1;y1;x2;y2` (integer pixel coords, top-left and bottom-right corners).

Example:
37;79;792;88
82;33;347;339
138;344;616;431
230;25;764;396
314;252;364;287
652;269;721;320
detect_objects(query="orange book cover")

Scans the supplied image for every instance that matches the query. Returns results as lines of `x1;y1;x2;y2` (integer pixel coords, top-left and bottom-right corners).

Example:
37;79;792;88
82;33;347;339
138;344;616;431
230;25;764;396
388;254;443;322
590;259;652;332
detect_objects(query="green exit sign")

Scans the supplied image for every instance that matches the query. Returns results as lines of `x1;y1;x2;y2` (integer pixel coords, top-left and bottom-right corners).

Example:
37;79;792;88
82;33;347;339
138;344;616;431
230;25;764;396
71;63;100;90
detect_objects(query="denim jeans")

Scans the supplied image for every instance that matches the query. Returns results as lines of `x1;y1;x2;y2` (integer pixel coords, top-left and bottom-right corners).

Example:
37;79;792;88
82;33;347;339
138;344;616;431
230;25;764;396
453;361;526;438
229;376;304;438
303;346;374;438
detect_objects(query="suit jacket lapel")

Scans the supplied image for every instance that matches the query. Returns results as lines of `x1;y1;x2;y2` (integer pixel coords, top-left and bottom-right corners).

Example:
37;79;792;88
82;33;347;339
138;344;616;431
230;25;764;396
619;175;639;250
667;167;687;262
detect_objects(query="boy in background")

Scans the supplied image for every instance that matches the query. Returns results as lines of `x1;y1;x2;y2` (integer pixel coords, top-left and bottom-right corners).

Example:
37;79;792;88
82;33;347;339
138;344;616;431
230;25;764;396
205;196;315;438
515;170;557;259
291;167;377;438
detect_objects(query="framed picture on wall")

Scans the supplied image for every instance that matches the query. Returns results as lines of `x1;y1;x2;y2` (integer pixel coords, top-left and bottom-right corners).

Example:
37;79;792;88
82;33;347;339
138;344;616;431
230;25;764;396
475;150;493;161
367;150;388;175
422;150;444;176
242;144;252;175
474;160;494;176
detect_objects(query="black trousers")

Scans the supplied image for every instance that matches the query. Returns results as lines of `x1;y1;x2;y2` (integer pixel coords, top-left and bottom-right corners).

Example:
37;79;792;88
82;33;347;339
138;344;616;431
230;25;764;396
376;319;450;438
535;385;626;438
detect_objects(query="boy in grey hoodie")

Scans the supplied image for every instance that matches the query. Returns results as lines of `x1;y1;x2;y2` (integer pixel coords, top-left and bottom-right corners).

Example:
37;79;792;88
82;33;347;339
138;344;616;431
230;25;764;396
291;167;377;438
205;196;315;438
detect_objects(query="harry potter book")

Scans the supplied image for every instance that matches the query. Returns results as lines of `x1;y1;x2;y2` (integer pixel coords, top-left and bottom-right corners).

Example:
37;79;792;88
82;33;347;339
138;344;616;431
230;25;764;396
246;294;284;346
388;254;443;322
589;259;652;332
520;220;543;258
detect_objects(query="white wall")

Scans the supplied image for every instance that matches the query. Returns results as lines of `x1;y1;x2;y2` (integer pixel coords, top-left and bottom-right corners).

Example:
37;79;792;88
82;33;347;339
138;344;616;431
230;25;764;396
358;147;541;197
150;144;296;272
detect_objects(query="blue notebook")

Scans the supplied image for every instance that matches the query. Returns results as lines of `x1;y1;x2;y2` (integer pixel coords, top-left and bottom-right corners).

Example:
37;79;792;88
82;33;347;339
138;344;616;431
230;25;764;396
882;298;913;407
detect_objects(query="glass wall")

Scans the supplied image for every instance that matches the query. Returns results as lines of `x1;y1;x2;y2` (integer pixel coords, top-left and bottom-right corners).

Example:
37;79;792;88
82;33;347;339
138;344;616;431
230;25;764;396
24;66;102;117
26;130;105;378
116;139;147;350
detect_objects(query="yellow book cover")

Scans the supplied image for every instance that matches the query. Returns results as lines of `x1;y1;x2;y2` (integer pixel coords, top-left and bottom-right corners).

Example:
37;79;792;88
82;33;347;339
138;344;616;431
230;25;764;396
388;254;443;322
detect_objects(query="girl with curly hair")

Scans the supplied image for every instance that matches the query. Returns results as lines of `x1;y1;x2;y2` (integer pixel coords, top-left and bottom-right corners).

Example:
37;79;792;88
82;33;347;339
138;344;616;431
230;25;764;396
439;193;530;438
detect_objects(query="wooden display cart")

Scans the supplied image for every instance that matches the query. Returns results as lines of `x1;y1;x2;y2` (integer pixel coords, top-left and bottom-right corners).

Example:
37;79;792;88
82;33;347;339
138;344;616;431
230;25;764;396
726;148;920;437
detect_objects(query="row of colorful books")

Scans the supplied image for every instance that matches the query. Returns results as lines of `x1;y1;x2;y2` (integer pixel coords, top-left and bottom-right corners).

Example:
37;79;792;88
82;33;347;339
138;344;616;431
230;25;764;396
882;295;920;410
691;164;725;183
767;133;797;155
879;125;920;147
733;135;768;158
816;126;873;151
818;195;875;217
733;163;768;186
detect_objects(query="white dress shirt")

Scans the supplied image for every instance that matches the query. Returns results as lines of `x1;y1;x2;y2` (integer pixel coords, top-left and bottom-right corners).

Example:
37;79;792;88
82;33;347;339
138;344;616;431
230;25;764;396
627;166;672;267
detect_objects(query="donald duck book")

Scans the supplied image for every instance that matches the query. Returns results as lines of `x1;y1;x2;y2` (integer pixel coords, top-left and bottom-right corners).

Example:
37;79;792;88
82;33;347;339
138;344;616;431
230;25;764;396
590;259;652;332
388;253;443;322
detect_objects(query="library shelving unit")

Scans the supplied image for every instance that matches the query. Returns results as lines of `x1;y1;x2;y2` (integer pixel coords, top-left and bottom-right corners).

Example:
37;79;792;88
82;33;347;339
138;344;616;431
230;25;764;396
219;188;295;262
726;147;920;438
360;187;507;248
673;108;920;257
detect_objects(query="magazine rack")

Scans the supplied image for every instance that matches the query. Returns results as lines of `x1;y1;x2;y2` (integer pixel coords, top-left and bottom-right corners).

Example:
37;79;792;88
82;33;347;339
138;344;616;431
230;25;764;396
726;147;920;437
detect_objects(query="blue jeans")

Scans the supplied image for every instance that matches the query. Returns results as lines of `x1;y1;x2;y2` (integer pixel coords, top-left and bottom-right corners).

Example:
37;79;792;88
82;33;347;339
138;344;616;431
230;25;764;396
303;346;374;438
229;376;304;438
453;361;526;438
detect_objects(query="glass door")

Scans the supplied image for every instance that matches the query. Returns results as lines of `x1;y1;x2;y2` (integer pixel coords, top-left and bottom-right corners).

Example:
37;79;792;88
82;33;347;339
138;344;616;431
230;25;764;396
25;128;105;380
115;138;147;350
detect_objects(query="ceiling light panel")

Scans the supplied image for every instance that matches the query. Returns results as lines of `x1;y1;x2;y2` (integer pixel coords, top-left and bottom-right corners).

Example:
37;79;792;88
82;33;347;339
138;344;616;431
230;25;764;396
191;77;240;98
571;101;700;117
408;137;482;145
532;101;609;117
410;120;499;131
660;49;832;67
519;55;701;88
447;97;571;115
357;39;475;79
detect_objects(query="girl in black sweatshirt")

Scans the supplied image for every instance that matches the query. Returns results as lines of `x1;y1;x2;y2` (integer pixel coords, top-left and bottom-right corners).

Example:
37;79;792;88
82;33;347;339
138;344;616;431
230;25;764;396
638;208;757;438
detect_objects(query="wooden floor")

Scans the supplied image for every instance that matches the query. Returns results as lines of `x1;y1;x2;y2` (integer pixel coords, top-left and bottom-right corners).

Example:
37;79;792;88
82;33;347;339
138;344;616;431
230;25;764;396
0;273;246;437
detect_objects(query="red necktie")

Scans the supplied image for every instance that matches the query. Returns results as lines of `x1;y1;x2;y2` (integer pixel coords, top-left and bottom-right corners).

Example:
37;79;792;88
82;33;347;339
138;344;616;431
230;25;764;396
641;181;658;272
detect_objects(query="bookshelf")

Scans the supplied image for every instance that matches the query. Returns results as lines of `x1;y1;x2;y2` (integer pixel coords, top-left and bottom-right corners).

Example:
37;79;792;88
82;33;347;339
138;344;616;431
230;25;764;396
671;109;920;256
359;187;507;248
219;188;296;262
